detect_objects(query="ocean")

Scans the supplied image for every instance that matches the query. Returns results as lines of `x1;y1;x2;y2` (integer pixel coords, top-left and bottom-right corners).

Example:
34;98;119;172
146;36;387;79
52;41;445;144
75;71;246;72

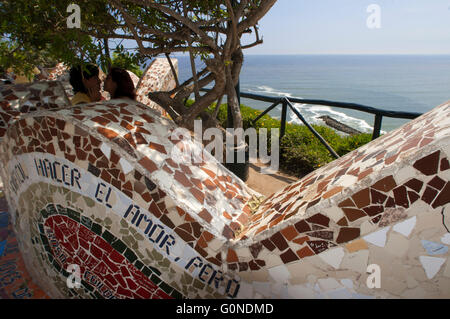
174;55;450;133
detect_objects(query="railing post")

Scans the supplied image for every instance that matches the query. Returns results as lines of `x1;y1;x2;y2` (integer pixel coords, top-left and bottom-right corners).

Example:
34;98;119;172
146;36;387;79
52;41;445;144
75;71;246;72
280;98;287;139
372;114;383;140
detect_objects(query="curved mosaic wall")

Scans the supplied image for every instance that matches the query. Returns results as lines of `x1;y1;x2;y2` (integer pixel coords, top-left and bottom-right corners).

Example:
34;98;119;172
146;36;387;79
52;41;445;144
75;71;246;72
1;74;450;298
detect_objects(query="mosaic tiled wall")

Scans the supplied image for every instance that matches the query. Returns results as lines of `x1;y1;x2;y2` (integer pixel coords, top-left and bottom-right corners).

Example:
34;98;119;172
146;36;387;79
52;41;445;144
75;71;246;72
0;76;449;298
0;192;49;299
136;58;178;117
0;81;70;140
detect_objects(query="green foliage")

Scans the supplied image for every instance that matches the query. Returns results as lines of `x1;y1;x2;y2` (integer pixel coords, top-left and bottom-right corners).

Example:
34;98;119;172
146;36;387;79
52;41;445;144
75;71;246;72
206;102;372;177
0;0;110;77
110;47;144;78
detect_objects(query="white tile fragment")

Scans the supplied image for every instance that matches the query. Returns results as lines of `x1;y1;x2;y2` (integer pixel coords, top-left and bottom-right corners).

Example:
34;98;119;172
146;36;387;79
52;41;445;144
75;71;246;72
441;233;450;245
318;247;345;269
100;142;111;159
393;216;416;237
363;226;390;247
419;256;446;279
119;158;134;175
268;264;291;283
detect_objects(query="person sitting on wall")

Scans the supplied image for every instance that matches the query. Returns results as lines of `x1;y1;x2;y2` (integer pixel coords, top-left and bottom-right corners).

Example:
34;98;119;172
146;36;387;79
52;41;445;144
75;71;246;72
103;67;137;100
69;64;102;105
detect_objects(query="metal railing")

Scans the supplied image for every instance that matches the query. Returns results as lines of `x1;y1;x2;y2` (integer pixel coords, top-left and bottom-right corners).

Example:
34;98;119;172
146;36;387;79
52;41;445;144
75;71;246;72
202;88;423;159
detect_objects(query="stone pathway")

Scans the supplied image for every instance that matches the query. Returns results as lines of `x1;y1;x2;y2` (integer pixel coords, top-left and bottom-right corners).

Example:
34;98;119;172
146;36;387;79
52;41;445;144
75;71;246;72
245;162;299;197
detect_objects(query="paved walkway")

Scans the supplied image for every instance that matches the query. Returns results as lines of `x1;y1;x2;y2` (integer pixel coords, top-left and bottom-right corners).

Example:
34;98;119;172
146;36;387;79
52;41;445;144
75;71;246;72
245;162;299;197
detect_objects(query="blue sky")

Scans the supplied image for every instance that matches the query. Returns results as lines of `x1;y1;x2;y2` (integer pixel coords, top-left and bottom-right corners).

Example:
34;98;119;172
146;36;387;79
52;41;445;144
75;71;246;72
242;0;450;55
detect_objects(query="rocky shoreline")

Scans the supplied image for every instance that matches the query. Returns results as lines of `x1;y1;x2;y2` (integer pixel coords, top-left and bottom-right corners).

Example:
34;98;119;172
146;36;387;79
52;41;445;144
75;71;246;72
319;115;363;135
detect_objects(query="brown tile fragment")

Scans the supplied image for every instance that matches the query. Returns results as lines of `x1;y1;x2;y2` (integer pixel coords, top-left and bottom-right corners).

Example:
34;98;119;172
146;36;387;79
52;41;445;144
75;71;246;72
293;236;309;245
352;188;371;208
297;246;315;258
134;132;147;145
249;243;263;259
370;189;387;205
222;225;234;239
413;151;440;176
307;240;329;254
175;228;196;242
343;208;367;222
160;214;175;229
306;213;330;227
270;232;289;251
198;209;213;223
149;142;167;154
441;158;450;171
307;231;333;240
428;176;446;190
337;217;348;226
91;116;110;126
393;186;409;208
336;227;360;244
174;170;193;188
372;176;397;192
202;179;216;191
238;263;249;272
358;168;374;181
363;205;384;216
280;249;299;264
407;191;420;204
323;186;343;199
226;249;238;263
97;127;118;140
138;157;158;173
338;198;356;208
248;261;260;271
261;239;276;251
294;220;311;233
432;182;450;208
281;226;298;241
385;196;395;208
189;188;205;204
404;179;423;193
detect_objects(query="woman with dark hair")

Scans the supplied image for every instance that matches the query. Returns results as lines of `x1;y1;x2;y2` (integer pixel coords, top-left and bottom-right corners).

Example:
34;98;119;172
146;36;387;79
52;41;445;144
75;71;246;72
69;64;102;105
104;67;136;100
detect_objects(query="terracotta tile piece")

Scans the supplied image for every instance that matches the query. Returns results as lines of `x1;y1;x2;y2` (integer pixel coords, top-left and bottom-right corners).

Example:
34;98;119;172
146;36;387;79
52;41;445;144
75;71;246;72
413;151;440;176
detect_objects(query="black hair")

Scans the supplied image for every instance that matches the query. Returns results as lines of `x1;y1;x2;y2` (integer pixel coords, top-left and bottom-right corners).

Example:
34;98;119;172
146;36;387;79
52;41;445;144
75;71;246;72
108;67;136;100
69;64;99;94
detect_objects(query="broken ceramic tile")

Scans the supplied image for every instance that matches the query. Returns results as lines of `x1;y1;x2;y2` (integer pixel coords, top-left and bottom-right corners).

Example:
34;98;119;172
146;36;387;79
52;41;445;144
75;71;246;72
363;227;390;247
318;247;345;269
419;256;446;279
392;216;416;237
441;233;450;245
421;240;449;255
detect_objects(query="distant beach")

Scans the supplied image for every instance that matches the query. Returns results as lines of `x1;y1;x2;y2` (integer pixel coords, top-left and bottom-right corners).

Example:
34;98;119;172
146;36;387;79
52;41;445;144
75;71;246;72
174;54;450;133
